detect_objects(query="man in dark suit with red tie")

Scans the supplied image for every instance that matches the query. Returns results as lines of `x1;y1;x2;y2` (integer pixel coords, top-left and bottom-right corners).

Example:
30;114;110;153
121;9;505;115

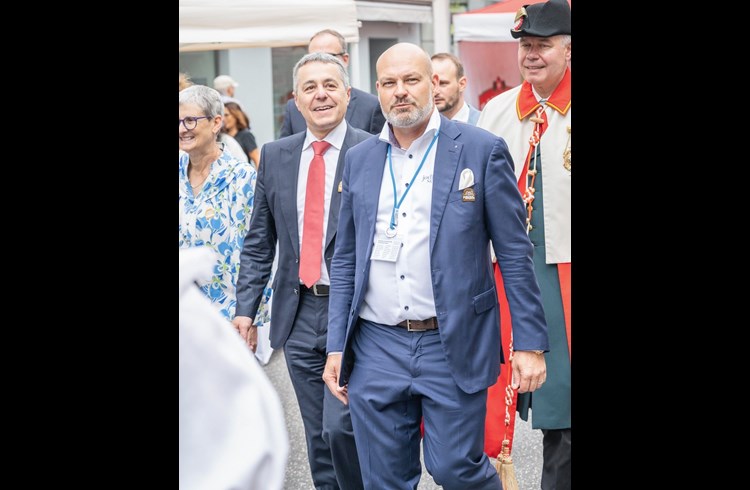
234;52;370;490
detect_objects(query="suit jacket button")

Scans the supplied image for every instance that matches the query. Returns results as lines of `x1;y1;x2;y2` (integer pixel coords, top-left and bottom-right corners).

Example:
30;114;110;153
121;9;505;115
295;258;299;263
294;288;299;295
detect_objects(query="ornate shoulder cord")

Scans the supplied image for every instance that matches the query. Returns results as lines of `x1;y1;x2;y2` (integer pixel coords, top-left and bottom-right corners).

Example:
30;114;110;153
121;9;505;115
522;105;546;233
563;126;571;172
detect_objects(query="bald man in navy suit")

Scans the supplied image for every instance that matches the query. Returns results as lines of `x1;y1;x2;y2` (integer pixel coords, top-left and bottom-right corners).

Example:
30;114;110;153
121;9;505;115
323;43;548;490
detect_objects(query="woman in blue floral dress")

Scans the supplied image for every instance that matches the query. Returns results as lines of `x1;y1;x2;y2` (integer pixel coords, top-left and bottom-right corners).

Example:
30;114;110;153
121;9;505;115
179;84;272;323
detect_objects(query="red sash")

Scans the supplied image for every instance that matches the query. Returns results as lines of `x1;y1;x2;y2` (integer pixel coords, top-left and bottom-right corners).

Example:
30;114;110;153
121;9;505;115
483;264;518;455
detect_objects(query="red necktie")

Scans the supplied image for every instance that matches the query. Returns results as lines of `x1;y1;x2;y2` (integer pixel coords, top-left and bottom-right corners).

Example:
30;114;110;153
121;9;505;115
299;140;331;287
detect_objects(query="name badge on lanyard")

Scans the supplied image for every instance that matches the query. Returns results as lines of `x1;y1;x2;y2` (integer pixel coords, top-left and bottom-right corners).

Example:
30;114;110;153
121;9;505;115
371;237;401;262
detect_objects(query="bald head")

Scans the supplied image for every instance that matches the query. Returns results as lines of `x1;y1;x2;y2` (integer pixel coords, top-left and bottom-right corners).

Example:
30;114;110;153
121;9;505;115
376;43;433;79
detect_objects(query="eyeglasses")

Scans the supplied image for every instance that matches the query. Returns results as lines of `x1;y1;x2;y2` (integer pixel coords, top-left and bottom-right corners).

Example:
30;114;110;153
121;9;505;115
179;116;211;130
326;52;346;58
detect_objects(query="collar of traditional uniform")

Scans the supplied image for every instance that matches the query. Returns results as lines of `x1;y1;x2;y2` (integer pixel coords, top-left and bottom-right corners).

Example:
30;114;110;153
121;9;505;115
515;67;571;121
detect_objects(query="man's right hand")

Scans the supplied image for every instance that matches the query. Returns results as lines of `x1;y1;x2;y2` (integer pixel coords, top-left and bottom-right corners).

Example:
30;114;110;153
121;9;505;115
231;315;258;353
323;353;348;405
511;350;547;393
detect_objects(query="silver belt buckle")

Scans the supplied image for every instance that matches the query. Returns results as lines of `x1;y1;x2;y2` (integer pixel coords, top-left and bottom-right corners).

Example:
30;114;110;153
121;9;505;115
406;319;426;332
312;284;322;296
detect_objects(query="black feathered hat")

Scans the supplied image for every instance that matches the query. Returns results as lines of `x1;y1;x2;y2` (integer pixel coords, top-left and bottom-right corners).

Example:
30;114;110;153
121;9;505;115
510;0;571;39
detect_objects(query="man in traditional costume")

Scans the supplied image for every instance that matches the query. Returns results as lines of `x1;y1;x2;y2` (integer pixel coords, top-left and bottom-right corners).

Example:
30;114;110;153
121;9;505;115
478;1;571;488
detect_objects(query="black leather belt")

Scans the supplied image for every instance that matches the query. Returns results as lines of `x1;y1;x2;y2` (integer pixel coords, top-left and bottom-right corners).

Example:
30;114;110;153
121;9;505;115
300;284;329;296
396;317;438;331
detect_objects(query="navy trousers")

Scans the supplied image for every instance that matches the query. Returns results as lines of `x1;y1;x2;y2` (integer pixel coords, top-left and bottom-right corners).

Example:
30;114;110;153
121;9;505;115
348;319;501;490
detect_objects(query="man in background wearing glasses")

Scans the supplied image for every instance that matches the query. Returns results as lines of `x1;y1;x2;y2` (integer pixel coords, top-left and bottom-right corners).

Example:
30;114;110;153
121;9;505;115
279;29;386;138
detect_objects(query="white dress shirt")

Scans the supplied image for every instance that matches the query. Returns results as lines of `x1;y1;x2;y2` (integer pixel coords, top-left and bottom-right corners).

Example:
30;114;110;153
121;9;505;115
296;119;348;286
359;109;442;326
451;102;471;123
531;86;547;105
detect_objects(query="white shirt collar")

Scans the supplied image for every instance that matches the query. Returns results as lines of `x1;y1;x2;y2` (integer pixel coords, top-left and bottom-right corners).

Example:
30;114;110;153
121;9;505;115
451;102;471;123
531;86;548;105
303;118;348;150
378;108;441;149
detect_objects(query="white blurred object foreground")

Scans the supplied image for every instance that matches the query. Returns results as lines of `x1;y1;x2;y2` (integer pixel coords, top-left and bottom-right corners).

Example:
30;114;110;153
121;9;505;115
180;247;287;490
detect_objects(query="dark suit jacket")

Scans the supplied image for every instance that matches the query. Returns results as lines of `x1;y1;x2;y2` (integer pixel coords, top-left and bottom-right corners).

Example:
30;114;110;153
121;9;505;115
279;88;386;138
236;125;373;349
327;115;548;394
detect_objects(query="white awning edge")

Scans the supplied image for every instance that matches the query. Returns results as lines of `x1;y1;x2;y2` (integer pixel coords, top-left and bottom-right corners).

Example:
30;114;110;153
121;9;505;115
453;12;518;42
355;1;432;23
179;0;360;52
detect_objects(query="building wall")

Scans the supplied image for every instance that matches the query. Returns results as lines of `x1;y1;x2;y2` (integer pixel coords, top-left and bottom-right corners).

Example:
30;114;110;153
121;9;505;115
179;51;216;87
226;48;275;148
354;21;422;94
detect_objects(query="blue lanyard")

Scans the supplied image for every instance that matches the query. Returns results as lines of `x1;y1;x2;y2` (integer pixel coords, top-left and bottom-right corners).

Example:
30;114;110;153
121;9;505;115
387;131;439;231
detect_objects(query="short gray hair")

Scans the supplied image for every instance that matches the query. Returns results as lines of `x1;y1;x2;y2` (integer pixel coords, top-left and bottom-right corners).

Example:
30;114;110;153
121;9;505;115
178;84;224;118
310;29;347;54
292;52;350;96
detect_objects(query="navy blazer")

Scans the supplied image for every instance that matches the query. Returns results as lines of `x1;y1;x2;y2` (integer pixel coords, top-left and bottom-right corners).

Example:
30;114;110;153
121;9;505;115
327;116;549;394
279;88;386;138
235;125;373;349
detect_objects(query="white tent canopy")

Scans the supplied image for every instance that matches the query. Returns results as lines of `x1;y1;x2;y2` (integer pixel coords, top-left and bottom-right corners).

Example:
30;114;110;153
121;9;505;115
453;12;519;42
453;0;547;42
179;0;360;52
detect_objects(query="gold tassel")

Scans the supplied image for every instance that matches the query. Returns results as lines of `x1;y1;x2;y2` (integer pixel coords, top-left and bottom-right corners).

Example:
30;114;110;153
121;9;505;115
494;439;519;490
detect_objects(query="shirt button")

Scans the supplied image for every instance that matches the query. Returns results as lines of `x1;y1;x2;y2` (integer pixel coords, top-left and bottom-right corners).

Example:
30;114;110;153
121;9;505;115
402;212;406;217
408;154;413;159
400;275;405;280
404;306;409;311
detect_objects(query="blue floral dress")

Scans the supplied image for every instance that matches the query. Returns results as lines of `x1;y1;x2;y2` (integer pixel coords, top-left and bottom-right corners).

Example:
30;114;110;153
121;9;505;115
179;148;272;322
